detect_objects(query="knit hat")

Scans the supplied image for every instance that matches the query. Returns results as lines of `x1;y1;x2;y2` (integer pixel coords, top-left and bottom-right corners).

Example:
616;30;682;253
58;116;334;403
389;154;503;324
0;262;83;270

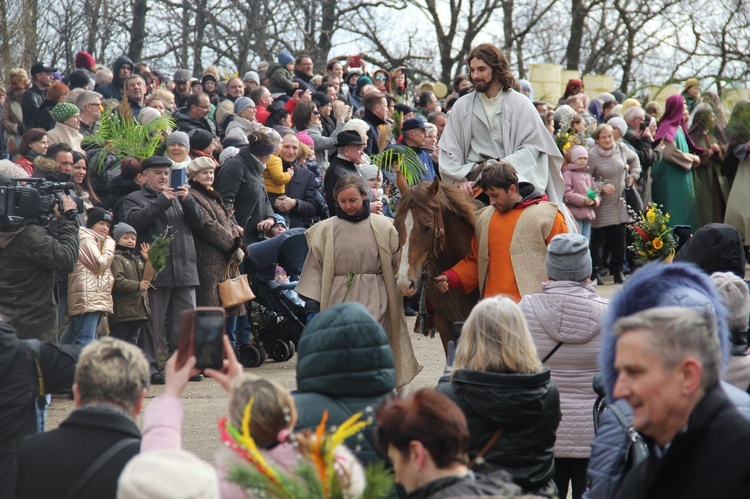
296;131;314;148
359;163;380;180
113;222;137;243
201;74;217;86
86;207;112;229
186;156;216;178
167;131;190;150
68;70;91;90
355;75;373;94
234;96;255;116
189;129;214;151
243;71;260;85
684;78;700;92
546;233;592;282
219;146;240;164
608;117;628;137
264;214;287;237
138;106;161;125
711;272;750;333
569;145;588;163
278;51;295;67
117;450;220;499
75;51;96;70
311;91;331;107
50;102;79;123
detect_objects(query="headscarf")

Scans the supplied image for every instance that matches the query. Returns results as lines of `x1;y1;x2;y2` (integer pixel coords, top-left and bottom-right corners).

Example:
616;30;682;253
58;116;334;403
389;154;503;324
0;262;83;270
688;103;727;148
654;94;704;154
518;79;533;100
724;99;750;147
703;91;728;127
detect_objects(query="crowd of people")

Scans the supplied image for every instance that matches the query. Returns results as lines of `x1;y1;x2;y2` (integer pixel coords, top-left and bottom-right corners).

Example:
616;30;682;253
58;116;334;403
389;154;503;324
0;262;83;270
1;41;750;499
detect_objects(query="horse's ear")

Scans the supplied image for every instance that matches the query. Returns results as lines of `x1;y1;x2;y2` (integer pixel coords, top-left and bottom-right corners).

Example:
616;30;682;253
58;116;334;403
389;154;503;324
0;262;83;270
430;176;440;196
396;170;409;195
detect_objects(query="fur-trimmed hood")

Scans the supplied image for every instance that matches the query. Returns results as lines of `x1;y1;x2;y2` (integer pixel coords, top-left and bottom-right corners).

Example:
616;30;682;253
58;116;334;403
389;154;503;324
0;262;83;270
599;262;729;403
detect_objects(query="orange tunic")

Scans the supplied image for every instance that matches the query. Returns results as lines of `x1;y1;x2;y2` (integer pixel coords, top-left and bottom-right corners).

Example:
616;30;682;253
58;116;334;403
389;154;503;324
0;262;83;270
450;206;567;302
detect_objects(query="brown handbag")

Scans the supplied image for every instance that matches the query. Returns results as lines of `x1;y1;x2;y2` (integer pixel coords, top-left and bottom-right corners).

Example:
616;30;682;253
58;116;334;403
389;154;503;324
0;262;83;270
218;262;255;308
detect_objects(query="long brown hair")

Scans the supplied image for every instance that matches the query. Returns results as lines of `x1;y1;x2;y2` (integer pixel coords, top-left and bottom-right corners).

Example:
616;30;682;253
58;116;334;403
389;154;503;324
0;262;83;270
466;44;515;92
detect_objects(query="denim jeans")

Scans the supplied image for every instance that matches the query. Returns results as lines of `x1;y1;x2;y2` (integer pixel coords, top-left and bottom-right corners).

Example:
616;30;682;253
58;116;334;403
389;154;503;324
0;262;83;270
59;312;102;346
576;219;592;240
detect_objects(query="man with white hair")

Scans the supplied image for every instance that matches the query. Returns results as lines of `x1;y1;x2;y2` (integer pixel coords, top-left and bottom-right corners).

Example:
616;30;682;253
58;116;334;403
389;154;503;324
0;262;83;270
612;307;750;498
15;338;149;498
623;106;661;191
73;90;103;137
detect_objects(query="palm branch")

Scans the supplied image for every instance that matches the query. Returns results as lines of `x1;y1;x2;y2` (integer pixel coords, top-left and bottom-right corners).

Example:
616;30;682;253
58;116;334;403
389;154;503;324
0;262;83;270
369;144;425;185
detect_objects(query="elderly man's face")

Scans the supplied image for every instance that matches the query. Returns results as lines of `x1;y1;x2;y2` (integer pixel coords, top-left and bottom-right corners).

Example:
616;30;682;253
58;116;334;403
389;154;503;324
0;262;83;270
613;329;690;445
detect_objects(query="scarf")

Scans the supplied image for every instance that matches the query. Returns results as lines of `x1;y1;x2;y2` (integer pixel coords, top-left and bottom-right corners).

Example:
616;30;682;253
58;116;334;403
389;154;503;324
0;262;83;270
335;199;371;222
116;244;137;254
655;94;705;154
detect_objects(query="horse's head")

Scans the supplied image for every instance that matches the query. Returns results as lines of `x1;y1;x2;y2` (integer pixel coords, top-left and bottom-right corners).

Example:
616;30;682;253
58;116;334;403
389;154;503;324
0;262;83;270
394;175;444;297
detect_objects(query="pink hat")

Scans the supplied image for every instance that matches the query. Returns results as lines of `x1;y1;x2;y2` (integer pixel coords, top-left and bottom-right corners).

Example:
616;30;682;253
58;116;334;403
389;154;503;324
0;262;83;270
296;131;314;148
569;145;588;163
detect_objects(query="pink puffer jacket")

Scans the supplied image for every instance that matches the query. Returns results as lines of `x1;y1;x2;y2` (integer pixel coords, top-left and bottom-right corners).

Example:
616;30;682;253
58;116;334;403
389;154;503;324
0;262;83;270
520;280;608;458
562;162;599;221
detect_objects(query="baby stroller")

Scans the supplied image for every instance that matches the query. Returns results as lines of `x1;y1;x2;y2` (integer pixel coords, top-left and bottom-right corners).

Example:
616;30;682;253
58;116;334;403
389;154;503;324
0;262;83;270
238;228;308;367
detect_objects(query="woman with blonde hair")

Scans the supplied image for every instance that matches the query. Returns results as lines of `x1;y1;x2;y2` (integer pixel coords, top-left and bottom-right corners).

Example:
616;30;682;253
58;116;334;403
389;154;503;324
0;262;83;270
2;68;28;156
436;296;561;497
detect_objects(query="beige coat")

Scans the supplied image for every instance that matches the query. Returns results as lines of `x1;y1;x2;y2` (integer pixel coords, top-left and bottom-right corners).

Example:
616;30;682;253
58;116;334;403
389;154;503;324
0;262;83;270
68;227;115;316
46;122;84;153
297;214;422;388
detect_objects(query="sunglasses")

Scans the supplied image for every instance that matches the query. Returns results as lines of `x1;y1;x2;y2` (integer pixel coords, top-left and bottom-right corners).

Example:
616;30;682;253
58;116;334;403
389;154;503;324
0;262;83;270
374;75;387;81
313;110;320;115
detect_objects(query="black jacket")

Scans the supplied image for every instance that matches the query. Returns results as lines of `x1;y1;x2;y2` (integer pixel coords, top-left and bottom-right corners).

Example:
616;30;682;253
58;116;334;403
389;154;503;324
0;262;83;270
15;407;141;499
293;302;396;465
673;222;746;277
284;164;319;228
436;368;561;492
616;384;750;499
323;155;374;215
405;471;523;499
97;56;134;101
123;184;203;287
0;322;79;495
106;176;141;224
217;147;274;243
21;85;46;131
174;108;217;136
363;109;389;155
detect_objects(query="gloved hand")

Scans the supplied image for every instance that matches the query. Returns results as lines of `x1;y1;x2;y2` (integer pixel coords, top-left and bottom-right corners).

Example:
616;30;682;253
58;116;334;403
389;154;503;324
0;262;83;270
230;248;245;265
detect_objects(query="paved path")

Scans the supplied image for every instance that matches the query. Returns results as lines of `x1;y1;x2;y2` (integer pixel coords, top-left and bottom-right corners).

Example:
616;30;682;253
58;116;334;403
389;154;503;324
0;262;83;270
47;280;622;462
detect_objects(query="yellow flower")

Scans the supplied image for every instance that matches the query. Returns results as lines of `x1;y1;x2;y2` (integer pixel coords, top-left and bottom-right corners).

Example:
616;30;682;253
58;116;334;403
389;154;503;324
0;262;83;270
665;213;670;221
646;210;656;223
652;237;664;250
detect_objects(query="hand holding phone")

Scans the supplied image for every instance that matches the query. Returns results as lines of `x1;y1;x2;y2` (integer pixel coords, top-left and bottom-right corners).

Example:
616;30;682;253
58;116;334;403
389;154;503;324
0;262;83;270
171;168;186;190
176;308;226;370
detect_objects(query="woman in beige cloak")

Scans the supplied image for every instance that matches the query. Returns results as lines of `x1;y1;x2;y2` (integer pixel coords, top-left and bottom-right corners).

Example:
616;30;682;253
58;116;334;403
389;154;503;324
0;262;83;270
297;175;421;388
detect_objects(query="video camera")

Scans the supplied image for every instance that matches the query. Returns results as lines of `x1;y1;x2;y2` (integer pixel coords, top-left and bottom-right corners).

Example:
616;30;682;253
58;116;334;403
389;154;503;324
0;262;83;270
0;178;83;229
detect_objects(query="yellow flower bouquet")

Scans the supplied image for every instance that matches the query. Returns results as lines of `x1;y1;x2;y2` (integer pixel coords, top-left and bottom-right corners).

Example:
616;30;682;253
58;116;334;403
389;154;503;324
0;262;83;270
628;203;677;265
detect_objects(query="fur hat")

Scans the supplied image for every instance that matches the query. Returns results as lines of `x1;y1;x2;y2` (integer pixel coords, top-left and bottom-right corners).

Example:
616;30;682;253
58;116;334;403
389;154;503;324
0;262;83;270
113;222;136;243
74;51;96;70
277;51;294;67
599;262;729;403
711;272;750;333
49;102;79;123
186;156;216;178
569;145;588;163
86;207;112;229
546;233;592;282
117;450;219;499
167;131;190;150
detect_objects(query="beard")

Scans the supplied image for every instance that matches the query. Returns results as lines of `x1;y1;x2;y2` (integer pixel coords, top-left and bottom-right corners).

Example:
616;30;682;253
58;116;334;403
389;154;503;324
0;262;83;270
472;78;492;93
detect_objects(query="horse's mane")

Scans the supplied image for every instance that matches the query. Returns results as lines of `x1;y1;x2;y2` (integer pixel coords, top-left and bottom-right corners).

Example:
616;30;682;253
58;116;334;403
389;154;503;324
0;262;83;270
395;181;476;228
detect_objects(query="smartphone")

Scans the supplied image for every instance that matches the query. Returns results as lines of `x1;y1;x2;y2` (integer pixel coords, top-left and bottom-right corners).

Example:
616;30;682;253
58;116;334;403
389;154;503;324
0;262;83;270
350;55;362;68
176;307;225;370
452;321;465;344
170;168;186;190
673;225;692;251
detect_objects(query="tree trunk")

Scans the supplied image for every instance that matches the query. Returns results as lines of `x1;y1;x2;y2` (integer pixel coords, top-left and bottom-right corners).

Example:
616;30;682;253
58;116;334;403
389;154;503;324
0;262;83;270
0;0;11;74
318;0;336;71
180;0;190;69
502;0;515;62
22;0;38;67
565;0;587;70
192;0;207;75
128;0;148;63
620;33;635;93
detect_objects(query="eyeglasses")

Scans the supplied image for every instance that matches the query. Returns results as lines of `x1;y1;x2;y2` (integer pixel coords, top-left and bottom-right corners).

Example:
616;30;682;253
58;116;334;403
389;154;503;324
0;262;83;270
374;75;387;81
196;104;211;110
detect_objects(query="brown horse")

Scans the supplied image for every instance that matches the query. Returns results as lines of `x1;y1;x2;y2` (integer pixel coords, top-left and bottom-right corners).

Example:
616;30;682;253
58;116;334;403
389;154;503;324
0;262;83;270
393;175;479;355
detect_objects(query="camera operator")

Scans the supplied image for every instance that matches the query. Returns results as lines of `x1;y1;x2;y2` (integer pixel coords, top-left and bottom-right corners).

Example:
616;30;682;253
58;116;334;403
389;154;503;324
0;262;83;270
0;181;80;342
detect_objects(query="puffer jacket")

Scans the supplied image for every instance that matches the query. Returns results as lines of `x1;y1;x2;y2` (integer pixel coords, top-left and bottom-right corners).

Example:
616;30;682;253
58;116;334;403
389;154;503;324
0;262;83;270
67;227;115;316
435;368;561;492
293;302;396;465
266;62;295;94
562;162;599;221
520;281;608;458
109;249;150;324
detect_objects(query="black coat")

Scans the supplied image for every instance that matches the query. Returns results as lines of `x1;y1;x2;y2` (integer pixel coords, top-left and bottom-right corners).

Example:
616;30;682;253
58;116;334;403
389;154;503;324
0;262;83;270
0;322;79;495
21;85;45;131
284;165;319;229
15;408;141;499
405;472;522;499
217;147;274;243
616;384;750;499
323;155;372;215
363;109;389;155
174;109;217;136
436;368;561;492
123;184;203;287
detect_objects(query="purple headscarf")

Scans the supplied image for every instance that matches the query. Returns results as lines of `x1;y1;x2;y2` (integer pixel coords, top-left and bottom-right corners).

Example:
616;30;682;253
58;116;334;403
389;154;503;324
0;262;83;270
654;94;705;154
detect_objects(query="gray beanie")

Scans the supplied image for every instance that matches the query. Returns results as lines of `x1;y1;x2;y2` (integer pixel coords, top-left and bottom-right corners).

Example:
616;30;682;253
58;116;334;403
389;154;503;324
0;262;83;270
242;71;260;85
546;233;592;282
113;222;137;244
234;96;255;116
167;131;190;150
711;271;750;332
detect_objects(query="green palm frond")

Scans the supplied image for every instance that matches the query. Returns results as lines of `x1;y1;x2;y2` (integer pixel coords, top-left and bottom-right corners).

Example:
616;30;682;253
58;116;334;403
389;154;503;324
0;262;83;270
82;106;174;173
369;145;425;185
